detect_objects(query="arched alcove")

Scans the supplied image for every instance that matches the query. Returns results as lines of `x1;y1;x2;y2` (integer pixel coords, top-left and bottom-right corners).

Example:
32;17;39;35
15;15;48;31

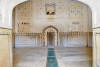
43;26;58;47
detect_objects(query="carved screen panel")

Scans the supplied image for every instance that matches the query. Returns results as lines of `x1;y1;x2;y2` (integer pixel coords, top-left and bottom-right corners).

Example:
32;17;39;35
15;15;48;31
59;32;87;47
45;4;56;15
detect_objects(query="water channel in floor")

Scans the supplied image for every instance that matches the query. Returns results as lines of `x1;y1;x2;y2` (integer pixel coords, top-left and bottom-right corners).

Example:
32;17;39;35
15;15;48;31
46;48;58;67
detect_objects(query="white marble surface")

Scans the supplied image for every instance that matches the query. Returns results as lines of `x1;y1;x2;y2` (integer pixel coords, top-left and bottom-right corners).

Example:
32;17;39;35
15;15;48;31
55;48;92;67
14;47;92;67
14;48;48;67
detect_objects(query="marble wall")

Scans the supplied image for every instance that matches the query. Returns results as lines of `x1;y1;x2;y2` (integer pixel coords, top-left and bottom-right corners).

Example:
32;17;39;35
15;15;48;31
0;28;12;67
15;32;92;47
93;28;100;67
59;32;87;47
14;0;92;33
15;33;43;47
14;0;92;48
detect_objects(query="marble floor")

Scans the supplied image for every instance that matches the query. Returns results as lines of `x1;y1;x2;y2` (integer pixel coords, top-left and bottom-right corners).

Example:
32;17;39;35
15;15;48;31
14;48;47;67
55;48;92;67
14;47;92;67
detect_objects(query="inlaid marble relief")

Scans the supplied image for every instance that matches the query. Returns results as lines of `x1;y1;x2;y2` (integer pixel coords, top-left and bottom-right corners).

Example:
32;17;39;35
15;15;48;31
68;1;84;17
14;0;92;47
45;4;56;15
15;0;91;33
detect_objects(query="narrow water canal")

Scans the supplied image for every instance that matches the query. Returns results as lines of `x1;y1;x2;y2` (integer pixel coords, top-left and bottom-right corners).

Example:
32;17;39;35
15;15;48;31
46;48;58;67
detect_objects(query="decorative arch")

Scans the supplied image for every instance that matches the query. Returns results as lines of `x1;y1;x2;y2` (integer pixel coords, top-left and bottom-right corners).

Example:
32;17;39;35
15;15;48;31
11;0;96;66
12;0;94;50
43;26;58;47
43;26;58;33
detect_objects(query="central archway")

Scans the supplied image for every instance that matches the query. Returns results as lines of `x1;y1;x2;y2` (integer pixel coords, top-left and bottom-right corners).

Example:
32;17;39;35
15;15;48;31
43;26;58;48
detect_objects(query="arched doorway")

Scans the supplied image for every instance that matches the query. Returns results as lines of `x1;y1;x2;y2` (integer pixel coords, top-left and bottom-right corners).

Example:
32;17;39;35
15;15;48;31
43;26;58;48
